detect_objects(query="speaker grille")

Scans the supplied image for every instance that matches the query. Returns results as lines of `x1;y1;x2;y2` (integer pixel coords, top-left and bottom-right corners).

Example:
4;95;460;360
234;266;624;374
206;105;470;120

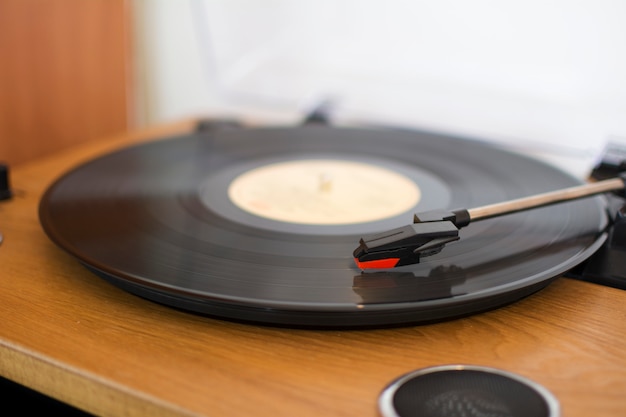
379;365;559;417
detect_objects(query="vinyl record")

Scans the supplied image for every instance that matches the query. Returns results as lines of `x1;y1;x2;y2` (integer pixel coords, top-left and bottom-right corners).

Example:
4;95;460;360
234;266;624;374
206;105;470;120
39;125;609;327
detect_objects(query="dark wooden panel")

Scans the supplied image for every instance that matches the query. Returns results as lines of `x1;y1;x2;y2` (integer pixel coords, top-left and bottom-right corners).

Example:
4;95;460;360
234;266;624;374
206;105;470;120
0;0;131;166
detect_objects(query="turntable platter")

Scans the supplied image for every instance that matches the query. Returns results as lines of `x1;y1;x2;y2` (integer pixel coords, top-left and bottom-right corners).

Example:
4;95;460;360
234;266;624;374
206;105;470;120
38;125;609;327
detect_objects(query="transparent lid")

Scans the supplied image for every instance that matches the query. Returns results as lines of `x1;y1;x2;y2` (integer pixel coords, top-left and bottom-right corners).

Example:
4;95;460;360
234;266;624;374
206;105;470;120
157;1;626;176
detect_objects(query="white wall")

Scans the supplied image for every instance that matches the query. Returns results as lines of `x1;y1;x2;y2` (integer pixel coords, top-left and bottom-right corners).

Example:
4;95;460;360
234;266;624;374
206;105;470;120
134;0;626;175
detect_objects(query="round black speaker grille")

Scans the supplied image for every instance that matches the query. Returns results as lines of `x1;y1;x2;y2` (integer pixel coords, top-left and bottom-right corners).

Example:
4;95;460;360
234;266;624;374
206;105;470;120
379;365;559;417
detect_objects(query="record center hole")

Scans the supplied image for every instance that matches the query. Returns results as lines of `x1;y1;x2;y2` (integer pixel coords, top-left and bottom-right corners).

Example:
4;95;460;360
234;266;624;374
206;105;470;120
227;159;421;225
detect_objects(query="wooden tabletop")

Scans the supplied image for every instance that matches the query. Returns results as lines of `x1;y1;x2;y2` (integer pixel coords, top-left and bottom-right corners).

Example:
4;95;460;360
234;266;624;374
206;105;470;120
1;120;626;417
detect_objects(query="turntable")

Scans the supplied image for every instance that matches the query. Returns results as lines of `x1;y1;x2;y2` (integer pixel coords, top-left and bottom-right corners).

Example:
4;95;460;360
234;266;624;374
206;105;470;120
4;2;626;416
37;117;625;328
3;117;626;417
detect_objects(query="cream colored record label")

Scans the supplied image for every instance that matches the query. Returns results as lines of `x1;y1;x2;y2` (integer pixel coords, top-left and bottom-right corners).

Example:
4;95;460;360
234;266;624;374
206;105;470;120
228;159;421;225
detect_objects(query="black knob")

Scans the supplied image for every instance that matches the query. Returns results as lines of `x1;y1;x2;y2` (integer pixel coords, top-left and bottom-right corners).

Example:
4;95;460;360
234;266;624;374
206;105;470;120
0;163;13;200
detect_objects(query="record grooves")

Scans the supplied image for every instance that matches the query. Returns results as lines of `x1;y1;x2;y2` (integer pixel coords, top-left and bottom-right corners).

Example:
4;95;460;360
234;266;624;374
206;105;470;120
39;125;609;327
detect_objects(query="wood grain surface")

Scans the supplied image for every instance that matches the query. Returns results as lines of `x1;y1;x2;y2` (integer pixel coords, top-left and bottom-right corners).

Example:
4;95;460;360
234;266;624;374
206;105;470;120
0;0;131;166
1;120;625;417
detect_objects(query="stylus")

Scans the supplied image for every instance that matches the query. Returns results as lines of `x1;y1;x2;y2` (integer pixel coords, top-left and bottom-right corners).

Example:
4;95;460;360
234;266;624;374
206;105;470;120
353;174;626;270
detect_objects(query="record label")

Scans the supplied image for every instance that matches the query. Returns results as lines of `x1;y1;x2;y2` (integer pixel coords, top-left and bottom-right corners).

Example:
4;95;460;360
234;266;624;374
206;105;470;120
227;159;421;225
